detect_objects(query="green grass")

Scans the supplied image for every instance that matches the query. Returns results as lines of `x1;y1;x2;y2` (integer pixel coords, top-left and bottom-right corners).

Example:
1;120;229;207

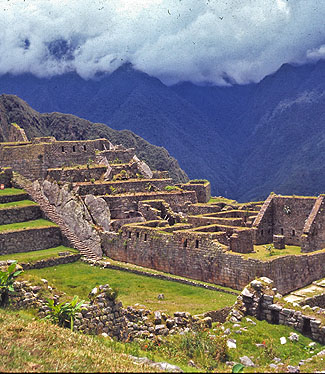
0;309;154;373
208;196;238;205
220;316;325;372
23;262;237;315
0;188;26;196
104;257;239;295
0;219;58;233
230;244;309;261
0;200;38;209
0;246;78;263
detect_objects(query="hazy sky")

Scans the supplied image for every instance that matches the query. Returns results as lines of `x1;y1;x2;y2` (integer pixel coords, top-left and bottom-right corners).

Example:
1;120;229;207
1;0;325;85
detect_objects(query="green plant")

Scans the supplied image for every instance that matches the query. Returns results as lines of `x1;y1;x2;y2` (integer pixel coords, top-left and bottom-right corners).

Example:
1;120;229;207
165;185;181;192
264;244;274;257
44;295;85;331
109;186;117;194
232;363;244;373
87;158;94;169
90;178;95;184
0;261;23;306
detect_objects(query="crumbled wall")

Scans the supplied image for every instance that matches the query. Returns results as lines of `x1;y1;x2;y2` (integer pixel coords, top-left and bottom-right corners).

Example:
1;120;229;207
228;277;325;344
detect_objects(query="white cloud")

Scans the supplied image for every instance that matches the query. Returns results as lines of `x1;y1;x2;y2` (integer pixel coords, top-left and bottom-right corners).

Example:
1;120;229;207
0;0;325;85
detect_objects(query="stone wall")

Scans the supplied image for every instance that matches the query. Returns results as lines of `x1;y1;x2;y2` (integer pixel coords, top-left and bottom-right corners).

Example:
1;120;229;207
302;196;325;252
253;194;317;247
0;226;63;254
0;167;13;188
0;205;43;225
0;138;112;180
100;148;135;163
47;166;108;183
103;190;197;219
77;178;172;196
102;226;325;294
0;192;30;204
178;180;211;203
228;277;325;344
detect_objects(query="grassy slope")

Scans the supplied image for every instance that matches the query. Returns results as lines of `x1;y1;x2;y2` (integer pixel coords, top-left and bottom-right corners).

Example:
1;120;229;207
0;246;78;263
23;262;237;315
0;309;155;373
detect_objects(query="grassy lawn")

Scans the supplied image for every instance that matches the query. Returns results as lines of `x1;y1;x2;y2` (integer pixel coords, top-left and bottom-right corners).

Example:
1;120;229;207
208;196;238;205
218;316;325;372
0;219;58;232
104;257;239;295
0;246;78;263
0;199;38;209
23;262;237;315
0;309;154;373
230;244;311;261
0;188;26;196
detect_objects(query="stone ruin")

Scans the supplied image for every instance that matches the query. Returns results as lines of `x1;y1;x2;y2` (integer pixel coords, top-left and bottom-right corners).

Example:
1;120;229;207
1;122;325;295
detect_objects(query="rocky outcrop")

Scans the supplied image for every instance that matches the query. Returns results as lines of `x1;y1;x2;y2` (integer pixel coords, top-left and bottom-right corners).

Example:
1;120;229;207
84;194;110;232
39;179;111;257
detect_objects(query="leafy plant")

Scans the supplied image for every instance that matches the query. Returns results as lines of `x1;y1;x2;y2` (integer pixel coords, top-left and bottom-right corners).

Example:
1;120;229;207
264;244;275;257
44;295;85;331
232;363;244;373
165;185;181;192
90;178;95;184
0;261;23;306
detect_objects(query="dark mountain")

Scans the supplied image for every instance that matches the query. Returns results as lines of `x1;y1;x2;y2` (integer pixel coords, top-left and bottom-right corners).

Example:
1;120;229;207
0;94;188;184
1;61;325;200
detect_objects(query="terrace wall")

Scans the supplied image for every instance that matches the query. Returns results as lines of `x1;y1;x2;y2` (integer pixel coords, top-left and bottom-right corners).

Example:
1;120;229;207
47;166;108;183
0;227;63;254
102;226;325;294
0;205;43;225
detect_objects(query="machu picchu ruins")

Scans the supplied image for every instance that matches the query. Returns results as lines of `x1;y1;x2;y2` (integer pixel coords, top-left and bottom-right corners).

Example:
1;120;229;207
1;121;325;297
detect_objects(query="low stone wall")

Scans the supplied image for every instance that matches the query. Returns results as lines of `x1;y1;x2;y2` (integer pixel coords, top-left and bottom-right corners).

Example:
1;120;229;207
0;192;30;204
77;178;172;196
9;280;213;342
102;228;325;294
228;277;325;344
100;149;135;163
0;253;81;269
0;205;42;225
81;257;238;296
188;203;222;216
0;227;63;255
47;166;107;183
300;294;325;308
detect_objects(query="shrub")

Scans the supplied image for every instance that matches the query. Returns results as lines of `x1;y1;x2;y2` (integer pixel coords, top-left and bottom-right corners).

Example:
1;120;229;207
0;261;23;306
165;185;181;192
44;295;85;331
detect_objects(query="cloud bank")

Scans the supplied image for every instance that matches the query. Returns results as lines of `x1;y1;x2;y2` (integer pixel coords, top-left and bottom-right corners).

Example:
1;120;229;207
1;0;325;85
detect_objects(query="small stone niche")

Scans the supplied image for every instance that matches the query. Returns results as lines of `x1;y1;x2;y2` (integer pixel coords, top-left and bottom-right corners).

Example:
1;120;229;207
273;234;285;249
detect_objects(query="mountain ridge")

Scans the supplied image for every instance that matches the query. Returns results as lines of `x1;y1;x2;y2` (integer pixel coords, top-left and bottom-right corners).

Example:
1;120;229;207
1;61;325;200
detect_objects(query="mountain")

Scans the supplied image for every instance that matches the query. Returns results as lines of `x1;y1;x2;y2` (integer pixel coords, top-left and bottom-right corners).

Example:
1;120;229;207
0;94;188;184
1;61;325;200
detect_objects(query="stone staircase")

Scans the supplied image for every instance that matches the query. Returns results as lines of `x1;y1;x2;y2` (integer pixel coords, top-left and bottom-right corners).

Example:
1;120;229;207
12;173;100;260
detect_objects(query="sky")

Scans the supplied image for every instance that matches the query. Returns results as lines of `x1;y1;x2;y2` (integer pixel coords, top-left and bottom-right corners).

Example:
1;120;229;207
1;0;325;85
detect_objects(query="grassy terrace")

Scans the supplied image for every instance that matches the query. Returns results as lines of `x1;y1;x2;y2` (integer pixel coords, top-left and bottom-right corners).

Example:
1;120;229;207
23;261;237;315
0;219;58;233
0;246;78;263
0;187;26;196
0;199;38;209
229;244;325;261
104;257;238;294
